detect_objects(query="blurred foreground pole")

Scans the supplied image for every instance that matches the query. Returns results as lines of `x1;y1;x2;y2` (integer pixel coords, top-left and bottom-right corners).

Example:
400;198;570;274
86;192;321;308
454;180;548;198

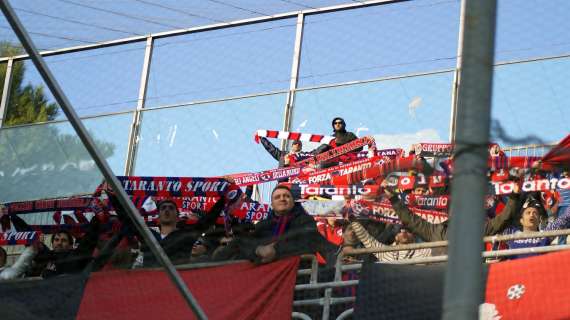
0;1;207;319
443;0;497;319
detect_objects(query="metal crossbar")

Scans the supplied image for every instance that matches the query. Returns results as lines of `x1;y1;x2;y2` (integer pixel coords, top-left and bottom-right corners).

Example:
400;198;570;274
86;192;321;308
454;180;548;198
293;228;570;319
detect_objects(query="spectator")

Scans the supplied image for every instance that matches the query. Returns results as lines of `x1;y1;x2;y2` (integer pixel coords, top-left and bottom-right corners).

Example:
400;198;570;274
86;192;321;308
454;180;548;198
500;194;570;259
315;117;361;167
556;171;570;217
316;217;344;247
232;185;338;264
92;220;139;271
330;117;358;148
134;199;206;267
0;246;36;280
381;180;517;242
11;214;100;278
341;220;396;263
349;223;431;262
0;247;5;269
190;225;228;262
259;138;324;168
104;182;228;268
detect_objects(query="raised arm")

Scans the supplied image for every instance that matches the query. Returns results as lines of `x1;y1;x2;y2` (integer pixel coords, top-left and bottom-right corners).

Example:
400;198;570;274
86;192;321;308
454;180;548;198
484;194;520;236
389;194;448;242
350;221;384;261
259;137;285;162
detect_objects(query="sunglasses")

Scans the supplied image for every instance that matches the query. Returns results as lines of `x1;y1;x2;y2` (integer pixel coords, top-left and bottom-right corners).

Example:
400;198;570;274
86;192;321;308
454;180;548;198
159;204;177;211
334;121;344;125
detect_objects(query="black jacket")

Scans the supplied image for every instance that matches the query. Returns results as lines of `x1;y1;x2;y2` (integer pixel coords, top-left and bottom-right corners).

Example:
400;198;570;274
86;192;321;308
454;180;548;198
332;130;358;147
108;193;226;267
237;203;338;262
12;214;100;278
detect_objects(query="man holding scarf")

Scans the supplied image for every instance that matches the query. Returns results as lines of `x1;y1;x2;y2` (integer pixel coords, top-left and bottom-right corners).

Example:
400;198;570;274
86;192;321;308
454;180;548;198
320;117;361;166
134;199;199;267
259;138;326;169
330;117;358;148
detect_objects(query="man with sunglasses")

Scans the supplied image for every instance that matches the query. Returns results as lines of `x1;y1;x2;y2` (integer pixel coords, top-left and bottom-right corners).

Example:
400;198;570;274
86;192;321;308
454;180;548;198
131;198;226;268
318;117;361;167
134;199;199;267
330;117;358;149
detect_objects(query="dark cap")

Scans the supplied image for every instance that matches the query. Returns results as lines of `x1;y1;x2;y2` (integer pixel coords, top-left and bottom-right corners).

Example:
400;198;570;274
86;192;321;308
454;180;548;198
522;196;546;217
332;117;346;128
156;199;179;212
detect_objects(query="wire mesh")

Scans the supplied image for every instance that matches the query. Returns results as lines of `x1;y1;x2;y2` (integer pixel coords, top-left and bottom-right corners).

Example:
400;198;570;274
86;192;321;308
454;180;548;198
0;1;569;319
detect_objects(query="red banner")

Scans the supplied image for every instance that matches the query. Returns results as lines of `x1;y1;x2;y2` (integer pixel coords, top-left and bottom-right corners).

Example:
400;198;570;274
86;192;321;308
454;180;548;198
540;133;570;170
77;257;300;320
485;249;570;319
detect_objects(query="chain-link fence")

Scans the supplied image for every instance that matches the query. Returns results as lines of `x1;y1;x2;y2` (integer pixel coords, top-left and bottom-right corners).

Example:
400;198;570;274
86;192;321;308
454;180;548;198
0;0;569;319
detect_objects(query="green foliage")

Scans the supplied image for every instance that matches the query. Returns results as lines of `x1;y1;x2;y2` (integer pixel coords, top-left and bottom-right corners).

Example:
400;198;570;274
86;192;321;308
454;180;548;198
0;42;117;202
0;41;59;126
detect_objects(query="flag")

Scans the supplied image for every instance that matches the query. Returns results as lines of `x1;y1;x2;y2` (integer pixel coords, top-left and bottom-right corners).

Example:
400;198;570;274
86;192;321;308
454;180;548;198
354;250;570;319
0;257;300;320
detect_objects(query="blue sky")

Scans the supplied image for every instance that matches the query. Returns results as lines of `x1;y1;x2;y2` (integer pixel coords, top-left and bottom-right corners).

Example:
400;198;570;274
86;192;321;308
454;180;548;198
1;0;569;202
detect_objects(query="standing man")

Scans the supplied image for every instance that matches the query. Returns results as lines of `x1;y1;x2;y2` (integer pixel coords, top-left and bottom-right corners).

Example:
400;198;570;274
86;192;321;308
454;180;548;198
134;198;221;267
321;117;361;166
330;117;358;148
140;199;196;266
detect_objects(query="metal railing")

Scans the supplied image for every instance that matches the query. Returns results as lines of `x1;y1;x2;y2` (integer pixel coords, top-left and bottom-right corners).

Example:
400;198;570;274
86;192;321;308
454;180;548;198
292;227;570;320
2;227;570;319
502;143;556;158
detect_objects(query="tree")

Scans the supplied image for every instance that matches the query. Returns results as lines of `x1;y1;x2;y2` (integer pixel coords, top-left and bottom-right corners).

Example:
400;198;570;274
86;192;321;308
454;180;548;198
0;42;116;203
0;41;59;126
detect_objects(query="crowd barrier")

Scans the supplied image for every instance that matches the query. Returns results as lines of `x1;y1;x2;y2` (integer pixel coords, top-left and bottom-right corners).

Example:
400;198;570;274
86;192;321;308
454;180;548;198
292;227;570;320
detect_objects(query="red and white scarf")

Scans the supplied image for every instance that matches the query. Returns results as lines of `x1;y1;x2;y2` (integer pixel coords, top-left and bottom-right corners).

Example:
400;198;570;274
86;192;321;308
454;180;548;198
294;136;376;167
254;129;334;144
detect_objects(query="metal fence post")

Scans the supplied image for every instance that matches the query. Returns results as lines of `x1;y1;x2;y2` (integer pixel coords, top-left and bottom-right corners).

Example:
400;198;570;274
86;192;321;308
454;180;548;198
0;2;207;318
0;58;14;127
281;12;305;152
124;36;154;175
442;0;497;319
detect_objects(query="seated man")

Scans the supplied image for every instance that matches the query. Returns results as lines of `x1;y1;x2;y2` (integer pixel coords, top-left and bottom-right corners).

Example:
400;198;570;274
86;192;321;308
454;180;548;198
233;185;338;264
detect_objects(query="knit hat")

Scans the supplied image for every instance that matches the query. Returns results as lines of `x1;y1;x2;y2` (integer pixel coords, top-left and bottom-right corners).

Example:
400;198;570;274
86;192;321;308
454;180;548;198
156;199;179;213
331;117;346;128
522;196;546;217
